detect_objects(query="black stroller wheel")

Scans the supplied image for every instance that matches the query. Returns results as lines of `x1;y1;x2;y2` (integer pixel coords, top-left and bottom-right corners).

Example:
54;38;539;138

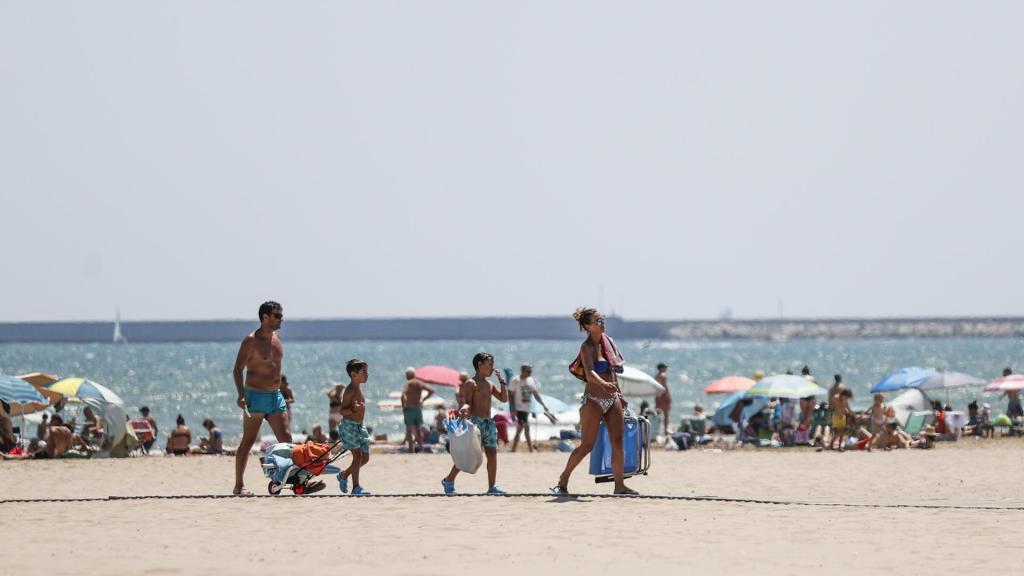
268;480;283;495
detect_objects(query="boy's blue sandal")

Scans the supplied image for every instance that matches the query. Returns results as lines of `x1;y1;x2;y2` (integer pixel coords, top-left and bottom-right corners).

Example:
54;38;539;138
442;479;456;494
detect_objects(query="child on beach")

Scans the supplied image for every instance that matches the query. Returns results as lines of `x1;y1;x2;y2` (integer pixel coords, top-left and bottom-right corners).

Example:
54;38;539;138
829;389;854;451
864;393;887;435
336;359;372;495
442;352;509;495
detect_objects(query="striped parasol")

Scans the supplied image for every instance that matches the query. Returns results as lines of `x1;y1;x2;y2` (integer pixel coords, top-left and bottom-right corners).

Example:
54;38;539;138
46;377;124;406
984;374;1024;393
0;373;48;415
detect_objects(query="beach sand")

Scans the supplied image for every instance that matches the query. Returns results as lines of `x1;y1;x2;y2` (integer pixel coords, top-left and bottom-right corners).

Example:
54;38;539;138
2;439;1021;575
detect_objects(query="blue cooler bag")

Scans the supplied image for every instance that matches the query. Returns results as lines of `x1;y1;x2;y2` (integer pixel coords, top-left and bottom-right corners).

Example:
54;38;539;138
588;414;649;481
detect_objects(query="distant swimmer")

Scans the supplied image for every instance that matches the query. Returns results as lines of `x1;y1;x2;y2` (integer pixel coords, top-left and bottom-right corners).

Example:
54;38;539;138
442;352;509;495
231;301;292;496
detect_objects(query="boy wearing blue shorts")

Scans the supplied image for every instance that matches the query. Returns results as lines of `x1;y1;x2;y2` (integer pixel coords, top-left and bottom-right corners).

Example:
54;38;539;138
442;352;509;495
337;358;371;495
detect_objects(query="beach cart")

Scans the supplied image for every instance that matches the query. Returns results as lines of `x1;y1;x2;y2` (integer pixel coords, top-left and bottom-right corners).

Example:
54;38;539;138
262;442;345;495
588;413;651;483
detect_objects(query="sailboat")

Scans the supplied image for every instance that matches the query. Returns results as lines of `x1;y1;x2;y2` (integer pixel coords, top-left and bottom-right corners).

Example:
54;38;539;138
113;308;128;344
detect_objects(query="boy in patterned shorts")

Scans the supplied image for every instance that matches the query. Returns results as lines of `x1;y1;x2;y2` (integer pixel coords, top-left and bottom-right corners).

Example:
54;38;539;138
442;352;509;495
337;358;372;495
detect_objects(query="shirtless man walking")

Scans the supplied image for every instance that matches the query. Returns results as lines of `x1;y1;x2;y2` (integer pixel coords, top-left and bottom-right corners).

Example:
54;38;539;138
400;367;436;453
231;301;293;495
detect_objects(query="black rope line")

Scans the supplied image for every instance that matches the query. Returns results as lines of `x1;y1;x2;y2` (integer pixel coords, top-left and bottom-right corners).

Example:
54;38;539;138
2;493;1022;511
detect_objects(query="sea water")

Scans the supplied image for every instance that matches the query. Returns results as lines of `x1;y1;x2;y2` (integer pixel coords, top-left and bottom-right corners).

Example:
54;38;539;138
1;338;1020;442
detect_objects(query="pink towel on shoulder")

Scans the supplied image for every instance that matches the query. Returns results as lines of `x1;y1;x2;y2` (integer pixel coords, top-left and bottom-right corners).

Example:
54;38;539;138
569;334;624;381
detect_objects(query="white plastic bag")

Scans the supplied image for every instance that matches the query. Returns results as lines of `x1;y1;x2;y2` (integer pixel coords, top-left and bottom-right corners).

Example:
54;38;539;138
448;418;484;474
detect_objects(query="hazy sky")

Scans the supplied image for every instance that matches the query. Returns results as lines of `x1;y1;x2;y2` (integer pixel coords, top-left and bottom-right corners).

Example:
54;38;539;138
2;2;1022;322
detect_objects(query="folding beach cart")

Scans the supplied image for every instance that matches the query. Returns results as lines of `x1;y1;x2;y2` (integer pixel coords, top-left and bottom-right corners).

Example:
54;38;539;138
262;442;345;495
588;413;651;483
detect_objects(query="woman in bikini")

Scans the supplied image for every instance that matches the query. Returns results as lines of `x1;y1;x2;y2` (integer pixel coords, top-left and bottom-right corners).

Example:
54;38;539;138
553;307;637;495
165;414;192;456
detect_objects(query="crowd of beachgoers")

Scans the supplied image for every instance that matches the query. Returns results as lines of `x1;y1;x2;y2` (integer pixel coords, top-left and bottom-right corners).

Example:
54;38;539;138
4;362;1021;462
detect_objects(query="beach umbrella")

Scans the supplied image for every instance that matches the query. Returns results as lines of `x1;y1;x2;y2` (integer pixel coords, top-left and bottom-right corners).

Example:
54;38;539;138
414;365;461;388
870;367;938;394
617;366;666;397
0;373;48;416
712;390;769;427
984;374;1024;393
45;377;124;406
916;371;985;391
15;373;63;412
704;376;756;395
16;372;60;387
744;374;827;399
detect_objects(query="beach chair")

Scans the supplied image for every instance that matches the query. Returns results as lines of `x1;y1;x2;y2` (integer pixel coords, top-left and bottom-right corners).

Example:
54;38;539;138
129;419;156;454
902;411;931;436
589;414;651;483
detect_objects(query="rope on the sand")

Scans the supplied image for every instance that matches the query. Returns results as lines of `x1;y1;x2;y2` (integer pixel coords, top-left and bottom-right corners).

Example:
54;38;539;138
2;493;1024;511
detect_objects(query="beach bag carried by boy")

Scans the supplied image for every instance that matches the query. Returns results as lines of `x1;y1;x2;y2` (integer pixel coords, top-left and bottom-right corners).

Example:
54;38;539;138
292;442;332;476
447;417;484;474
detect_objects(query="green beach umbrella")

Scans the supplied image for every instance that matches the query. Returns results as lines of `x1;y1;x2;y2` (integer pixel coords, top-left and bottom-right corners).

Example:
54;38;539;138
745;374;828;399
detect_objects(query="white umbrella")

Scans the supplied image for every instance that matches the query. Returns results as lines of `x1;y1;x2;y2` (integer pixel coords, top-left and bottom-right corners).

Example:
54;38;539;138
616;366;666;397
916;371;985;391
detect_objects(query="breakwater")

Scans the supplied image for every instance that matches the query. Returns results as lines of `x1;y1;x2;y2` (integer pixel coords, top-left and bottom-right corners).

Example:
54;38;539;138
2;316;1023;343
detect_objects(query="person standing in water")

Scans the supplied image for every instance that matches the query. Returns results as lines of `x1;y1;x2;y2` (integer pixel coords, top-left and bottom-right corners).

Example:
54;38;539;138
231;301;293;496
554;307;637;495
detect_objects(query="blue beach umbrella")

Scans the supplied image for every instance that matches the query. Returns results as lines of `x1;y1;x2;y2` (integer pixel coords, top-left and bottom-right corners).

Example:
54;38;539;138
0;373;47;415
870;367;938;394
712;390;769;427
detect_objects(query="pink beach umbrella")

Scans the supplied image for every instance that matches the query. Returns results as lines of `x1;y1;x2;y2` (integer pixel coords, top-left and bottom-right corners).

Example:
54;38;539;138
704;376;756;395
983;374;1024;393
414;365;461;388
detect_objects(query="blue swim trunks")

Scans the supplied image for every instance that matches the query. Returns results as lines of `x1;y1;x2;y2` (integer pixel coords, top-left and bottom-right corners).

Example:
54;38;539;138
244;388;287;416
340;419;370;453
469;415;498;449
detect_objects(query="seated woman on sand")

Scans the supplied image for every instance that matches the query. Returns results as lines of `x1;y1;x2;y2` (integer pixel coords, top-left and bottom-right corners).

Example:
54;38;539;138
80;406;104;442
193;419;223;454
165;415;192;456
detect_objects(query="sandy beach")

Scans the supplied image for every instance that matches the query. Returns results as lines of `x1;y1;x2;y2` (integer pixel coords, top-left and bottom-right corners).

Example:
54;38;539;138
2;439;1021;576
